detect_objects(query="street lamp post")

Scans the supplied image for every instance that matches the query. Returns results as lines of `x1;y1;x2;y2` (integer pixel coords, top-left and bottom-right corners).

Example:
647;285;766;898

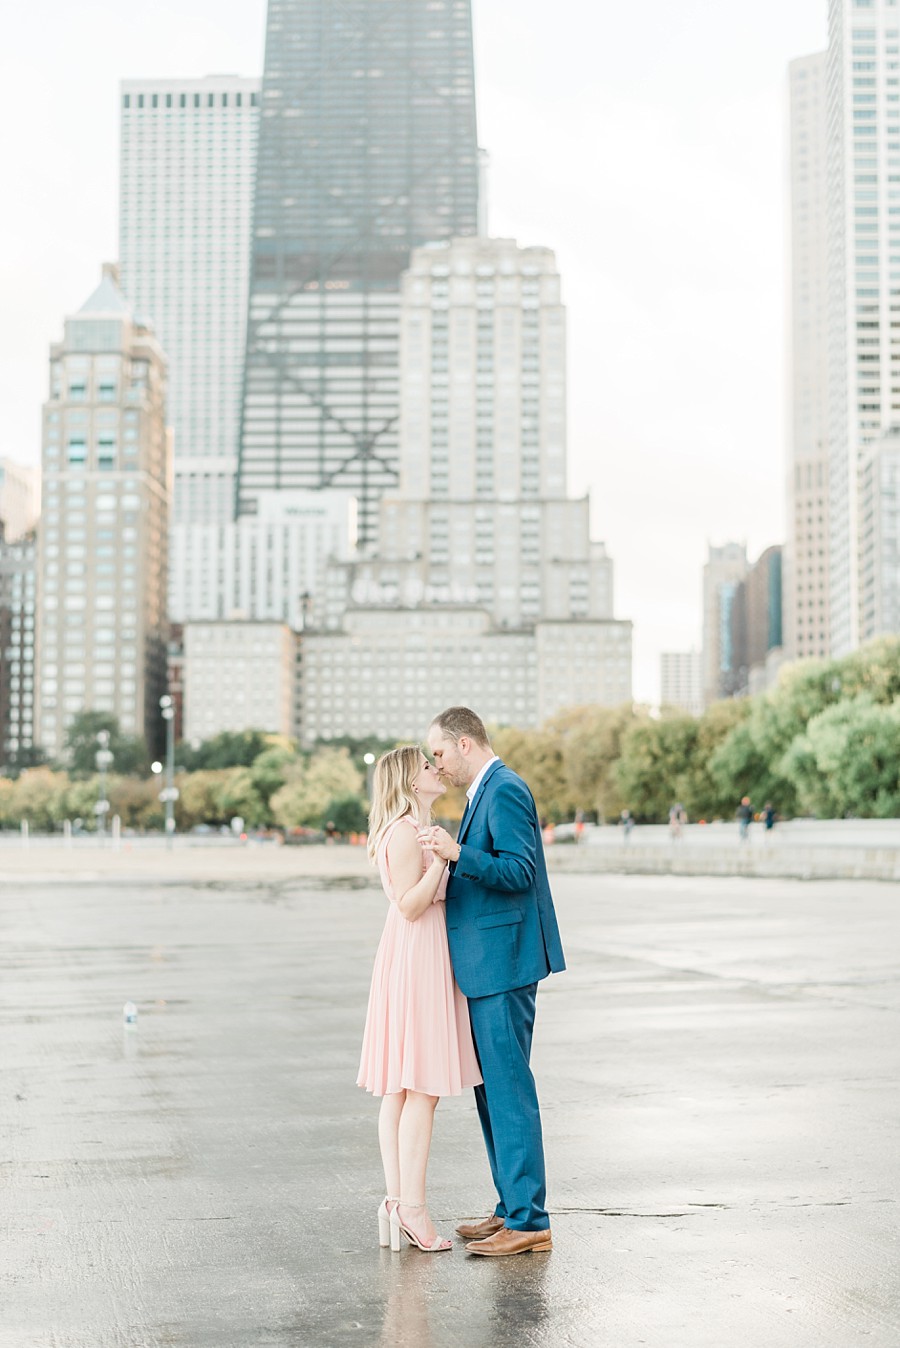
95;730;114;842
159;695;178;849
363;752;376;801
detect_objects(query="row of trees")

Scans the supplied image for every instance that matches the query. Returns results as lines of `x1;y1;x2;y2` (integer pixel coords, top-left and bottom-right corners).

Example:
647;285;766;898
491;638;900;822
0;743;371;834
3;638;900;830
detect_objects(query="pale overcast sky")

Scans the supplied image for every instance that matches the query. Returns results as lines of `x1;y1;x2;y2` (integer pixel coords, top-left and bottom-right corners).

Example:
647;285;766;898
0;0;827;701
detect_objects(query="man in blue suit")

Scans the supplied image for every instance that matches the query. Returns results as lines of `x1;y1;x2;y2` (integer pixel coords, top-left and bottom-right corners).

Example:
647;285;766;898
422;706;566;1256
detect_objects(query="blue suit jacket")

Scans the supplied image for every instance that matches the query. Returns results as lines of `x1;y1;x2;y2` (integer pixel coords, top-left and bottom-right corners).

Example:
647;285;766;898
445;760;566;999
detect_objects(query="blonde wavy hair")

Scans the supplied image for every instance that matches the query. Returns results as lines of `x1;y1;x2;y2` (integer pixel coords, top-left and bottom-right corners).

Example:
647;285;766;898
367;746;429;862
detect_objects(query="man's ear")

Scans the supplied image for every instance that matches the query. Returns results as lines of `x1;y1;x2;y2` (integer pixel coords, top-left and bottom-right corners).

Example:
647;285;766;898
457;735;470;756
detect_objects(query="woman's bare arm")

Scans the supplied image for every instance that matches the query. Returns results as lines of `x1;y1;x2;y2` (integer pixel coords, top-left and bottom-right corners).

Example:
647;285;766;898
388;824;447;922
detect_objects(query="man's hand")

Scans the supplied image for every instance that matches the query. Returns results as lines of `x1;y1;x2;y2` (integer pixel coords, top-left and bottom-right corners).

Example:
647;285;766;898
417;825;461;863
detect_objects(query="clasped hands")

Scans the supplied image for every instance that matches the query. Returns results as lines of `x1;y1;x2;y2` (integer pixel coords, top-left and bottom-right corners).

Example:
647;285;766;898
417;825;460;863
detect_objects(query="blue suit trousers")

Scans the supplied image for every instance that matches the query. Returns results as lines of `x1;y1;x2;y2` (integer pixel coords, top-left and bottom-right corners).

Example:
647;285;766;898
467;983;549;1232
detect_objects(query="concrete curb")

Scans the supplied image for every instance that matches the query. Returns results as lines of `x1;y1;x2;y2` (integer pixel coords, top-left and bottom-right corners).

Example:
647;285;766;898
545;845;900;882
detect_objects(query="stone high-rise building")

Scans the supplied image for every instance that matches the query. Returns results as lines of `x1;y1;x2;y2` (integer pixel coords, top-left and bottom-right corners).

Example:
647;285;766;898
0;524;37;769
182;620;298;742
237;0;480;545
299;237;632;744
37;267;170;760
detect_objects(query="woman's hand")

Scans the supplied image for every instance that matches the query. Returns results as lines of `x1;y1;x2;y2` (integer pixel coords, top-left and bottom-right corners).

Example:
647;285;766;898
417;826;461;864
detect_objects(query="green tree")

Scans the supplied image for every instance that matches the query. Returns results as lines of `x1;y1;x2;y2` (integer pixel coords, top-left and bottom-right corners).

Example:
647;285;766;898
490;726;574;822
781;694;900;817
678;699;752;820
64;775;105;828
176;770;224;829
313;734;398;760
212;767;267;828
833;636;900;704
64;711;149;779
7;768;70;830
0;775;16;826
177;729;274;772
249;746;297;807
545;704;642;821
614;713;700;821
109;775;164;830
323;793;369;834
270;748;364;828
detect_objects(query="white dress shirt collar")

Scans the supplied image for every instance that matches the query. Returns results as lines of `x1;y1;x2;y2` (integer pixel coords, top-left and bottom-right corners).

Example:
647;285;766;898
466;755;500;802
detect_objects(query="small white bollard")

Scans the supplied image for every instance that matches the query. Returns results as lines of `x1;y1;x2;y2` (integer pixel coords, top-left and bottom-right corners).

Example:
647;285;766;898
63;819;73;847
112;815;121;849
20;819;29;848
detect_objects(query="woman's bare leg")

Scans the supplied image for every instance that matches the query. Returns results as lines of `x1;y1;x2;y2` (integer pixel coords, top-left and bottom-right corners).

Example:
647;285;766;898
397;1091;441;1244
378;1090;406;1197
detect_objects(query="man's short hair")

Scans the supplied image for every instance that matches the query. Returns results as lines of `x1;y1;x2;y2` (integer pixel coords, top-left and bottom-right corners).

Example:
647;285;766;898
431;706;491;748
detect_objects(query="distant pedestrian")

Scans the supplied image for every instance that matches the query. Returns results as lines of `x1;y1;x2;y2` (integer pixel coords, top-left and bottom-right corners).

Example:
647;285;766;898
736;796;753;842
668;802;687;841
762;802;776;831
619;809;635;842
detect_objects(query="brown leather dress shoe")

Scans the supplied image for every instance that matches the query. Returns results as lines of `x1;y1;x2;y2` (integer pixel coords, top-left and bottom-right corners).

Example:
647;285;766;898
466;1226;553;1256
455;1214;505;1240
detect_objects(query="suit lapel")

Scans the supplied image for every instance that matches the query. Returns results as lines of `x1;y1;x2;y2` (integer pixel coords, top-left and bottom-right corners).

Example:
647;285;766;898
457;759;503;846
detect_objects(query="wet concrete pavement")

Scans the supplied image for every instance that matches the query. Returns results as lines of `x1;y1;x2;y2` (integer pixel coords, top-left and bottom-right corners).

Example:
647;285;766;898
2;859;899;1347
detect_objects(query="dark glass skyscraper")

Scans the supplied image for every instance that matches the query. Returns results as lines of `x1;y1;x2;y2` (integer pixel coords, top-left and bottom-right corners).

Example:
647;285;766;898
237;0;480;543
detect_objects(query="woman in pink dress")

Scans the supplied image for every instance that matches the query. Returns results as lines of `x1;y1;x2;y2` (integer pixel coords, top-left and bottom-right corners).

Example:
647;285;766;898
357;746;481;1253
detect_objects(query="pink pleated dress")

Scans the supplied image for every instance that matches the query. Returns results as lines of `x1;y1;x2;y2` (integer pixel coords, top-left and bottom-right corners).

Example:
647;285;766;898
357;817;482;1098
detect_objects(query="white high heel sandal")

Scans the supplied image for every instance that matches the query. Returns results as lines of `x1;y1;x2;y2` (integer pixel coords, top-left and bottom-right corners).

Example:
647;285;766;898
378;1196;400;1248
390;1201;452;1252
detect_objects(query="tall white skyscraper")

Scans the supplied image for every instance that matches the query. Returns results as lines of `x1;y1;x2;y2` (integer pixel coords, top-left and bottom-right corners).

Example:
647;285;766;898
786;51;830;662
118;75;259;546
823;6;900;654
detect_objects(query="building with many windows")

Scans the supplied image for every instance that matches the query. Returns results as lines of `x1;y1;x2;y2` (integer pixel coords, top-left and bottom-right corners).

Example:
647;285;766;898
182;620;298;741
169;488;355;631
119;75;259;623
660;650;703;717
36;267;170;760
237;0;480;545
859;423;900;639
0;523;37;769
786;51;830;662
731;545;785;697
702;543;784;704
299;237;632;744
822;5;900;653
702;542;749;706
